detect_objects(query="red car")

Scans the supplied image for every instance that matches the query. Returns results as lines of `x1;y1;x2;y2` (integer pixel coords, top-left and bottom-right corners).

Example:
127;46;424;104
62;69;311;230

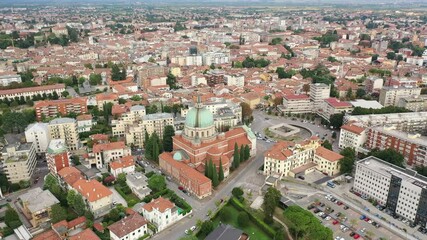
337;201;343;206
364;217;370;222
178;186;184;190
353;234;360;239
332;220;339;225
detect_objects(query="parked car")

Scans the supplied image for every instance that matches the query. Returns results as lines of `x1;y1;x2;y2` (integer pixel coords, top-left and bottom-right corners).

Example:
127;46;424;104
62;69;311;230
343;205;349;210
353;234;360;239
190;226;196;232
298;175;305;180
178;186;184;190
332;220;339;225
359;215;366;220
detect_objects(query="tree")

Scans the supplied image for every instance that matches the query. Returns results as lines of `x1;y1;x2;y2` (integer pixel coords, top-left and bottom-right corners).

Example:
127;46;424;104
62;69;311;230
73;194;86;216
44;174;59;190
329;113;344;129
370;148;405;167
356;88;366;98
219;206;232;221
199;221;214;236
339;147;356;174
61;91;69;98
237;212;250;227
117;173;126;186
239;145;245;162
163;125;175;152
240;102;253;124
262;187;281;223
321;140;332;151
415;165;427;177
244;145;250;161
346;88;354;100
270;37;282;45
387;51;396;60
232;187;244;201
212;164;219;188
67;190;77;207
166;72;178;89
148;175;166;192
232;143;240;169
218;159;224;182
111;64;125;81
50;204;67;223
5;208;22;229
302;83;310;94
89;73;102;85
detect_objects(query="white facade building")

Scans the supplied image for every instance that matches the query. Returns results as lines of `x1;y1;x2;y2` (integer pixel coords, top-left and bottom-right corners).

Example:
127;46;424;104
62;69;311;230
25;122;50;154
379;86;421;107
338;123;367;153
108;213;148;240
281;94;312;113
224;74;244;87
353;156;427;227
141;197;182;232
310;83;330;111
3;141;37;183
0;73;22;86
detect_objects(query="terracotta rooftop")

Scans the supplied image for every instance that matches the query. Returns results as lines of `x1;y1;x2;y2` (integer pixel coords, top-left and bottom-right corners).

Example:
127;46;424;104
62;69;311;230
69;229;100;240
72;179;112;202
33;229;60;240
341;123;365;135
0;84;65;95
110;155;135;170
93;141;126;153
315;146;344;162
324;98;352;108
142;197;175;213
57;167;84;186
284;94;310;100
108;213;148;238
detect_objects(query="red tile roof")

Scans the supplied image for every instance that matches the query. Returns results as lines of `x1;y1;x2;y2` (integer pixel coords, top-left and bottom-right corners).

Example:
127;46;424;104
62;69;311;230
284;94;309;100
324;98;352;108
57;167;84;186
69;229;100;240
33;229;60;240
110;156;134;170
341;123;365;135
315;146;343;162
0;84;65;96
142;197;174;213
72;179;112;202
93;141;126;153
108;213;148;238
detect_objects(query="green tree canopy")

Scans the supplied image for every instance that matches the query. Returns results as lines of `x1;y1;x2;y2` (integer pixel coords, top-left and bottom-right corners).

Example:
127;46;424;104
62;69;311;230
50;204;67;223
148;175;166;192
262;187;282;223
370;148;405;167
162;125;175;152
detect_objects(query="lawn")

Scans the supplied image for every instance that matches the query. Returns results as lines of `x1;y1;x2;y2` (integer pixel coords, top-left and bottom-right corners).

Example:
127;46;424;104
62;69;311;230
200;203;271;240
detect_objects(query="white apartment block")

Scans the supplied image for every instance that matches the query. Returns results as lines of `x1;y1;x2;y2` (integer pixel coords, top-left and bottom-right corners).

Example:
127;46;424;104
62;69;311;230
318;98;353;121
170;55;202;66
0;73;22;86
92;141;131;169
3;142;37;183
343;112;427;134
126;172;151;199
397;95;427;112
48;118;79;150
202;52;230;66
224;74;244;87
0;84;65;100
281;94;313;113
379;86;421;107
310;83;330;111
25;122;50;154
191;75;207;86
141;197;182;232
353;156;427;227
76;115;94;133
338;123;367;153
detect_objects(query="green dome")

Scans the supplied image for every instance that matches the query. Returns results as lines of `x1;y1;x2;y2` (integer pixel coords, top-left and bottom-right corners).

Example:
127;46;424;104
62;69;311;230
185;107;214;128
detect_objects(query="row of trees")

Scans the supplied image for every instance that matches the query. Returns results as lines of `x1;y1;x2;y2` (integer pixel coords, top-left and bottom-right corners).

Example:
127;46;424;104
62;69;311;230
300;64;336;86
276;67;296;79
204;159;224;188
144;126;175;162
233;57;270;68
351;106;411;115
313;30;339;48
231;143;251;170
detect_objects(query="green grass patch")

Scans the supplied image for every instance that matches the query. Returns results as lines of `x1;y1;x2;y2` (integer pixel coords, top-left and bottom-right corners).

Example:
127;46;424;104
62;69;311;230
197;199;273;240
114;185;140;207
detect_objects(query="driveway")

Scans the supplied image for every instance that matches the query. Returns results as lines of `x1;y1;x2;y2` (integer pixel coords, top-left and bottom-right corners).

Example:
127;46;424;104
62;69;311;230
109;187;128;207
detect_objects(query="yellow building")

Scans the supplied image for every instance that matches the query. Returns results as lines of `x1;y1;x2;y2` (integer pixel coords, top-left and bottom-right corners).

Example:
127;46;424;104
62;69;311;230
19;188;59;227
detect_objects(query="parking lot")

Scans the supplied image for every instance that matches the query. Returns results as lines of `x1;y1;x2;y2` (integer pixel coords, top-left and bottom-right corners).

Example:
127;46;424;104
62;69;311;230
300;193;402;240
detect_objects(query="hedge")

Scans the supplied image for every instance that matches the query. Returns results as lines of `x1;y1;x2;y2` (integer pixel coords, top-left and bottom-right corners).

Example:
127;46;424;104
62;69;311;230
229;197;276;237
142;188;192;214
114;185;139;207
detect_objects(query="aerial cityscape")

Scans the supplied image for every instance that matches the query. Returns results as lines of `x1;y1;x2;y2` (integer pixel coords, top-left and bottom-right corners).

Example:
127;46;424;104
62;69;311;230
1;1;427;240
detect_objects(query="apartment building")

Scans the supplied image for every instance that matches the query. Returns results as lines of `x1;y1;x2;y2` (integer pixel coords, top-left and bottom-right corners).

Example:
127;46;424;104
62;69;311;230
0;84;65;100
224;74;244;87
19;188;59;227
379;86;421;107
34;97;88;120
108;213;148;240
48;118;79;150
121;113;174;148
92;141;131;169
397;95;427;112
310;83;330;111
141;197;182;232
46;139;70;175
281;94;313;113
0;72;22;86
353;156;427;227
76;114;94;133
366;125;427;166
25;122;50;154
263;137;342;178
339;123;367;153
202;52;230;66
3;141;37;183
318;98;353;121
191;75;207;86
72;179;113;218
364;76;383;93
344;112;427;134
170;55;203;66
